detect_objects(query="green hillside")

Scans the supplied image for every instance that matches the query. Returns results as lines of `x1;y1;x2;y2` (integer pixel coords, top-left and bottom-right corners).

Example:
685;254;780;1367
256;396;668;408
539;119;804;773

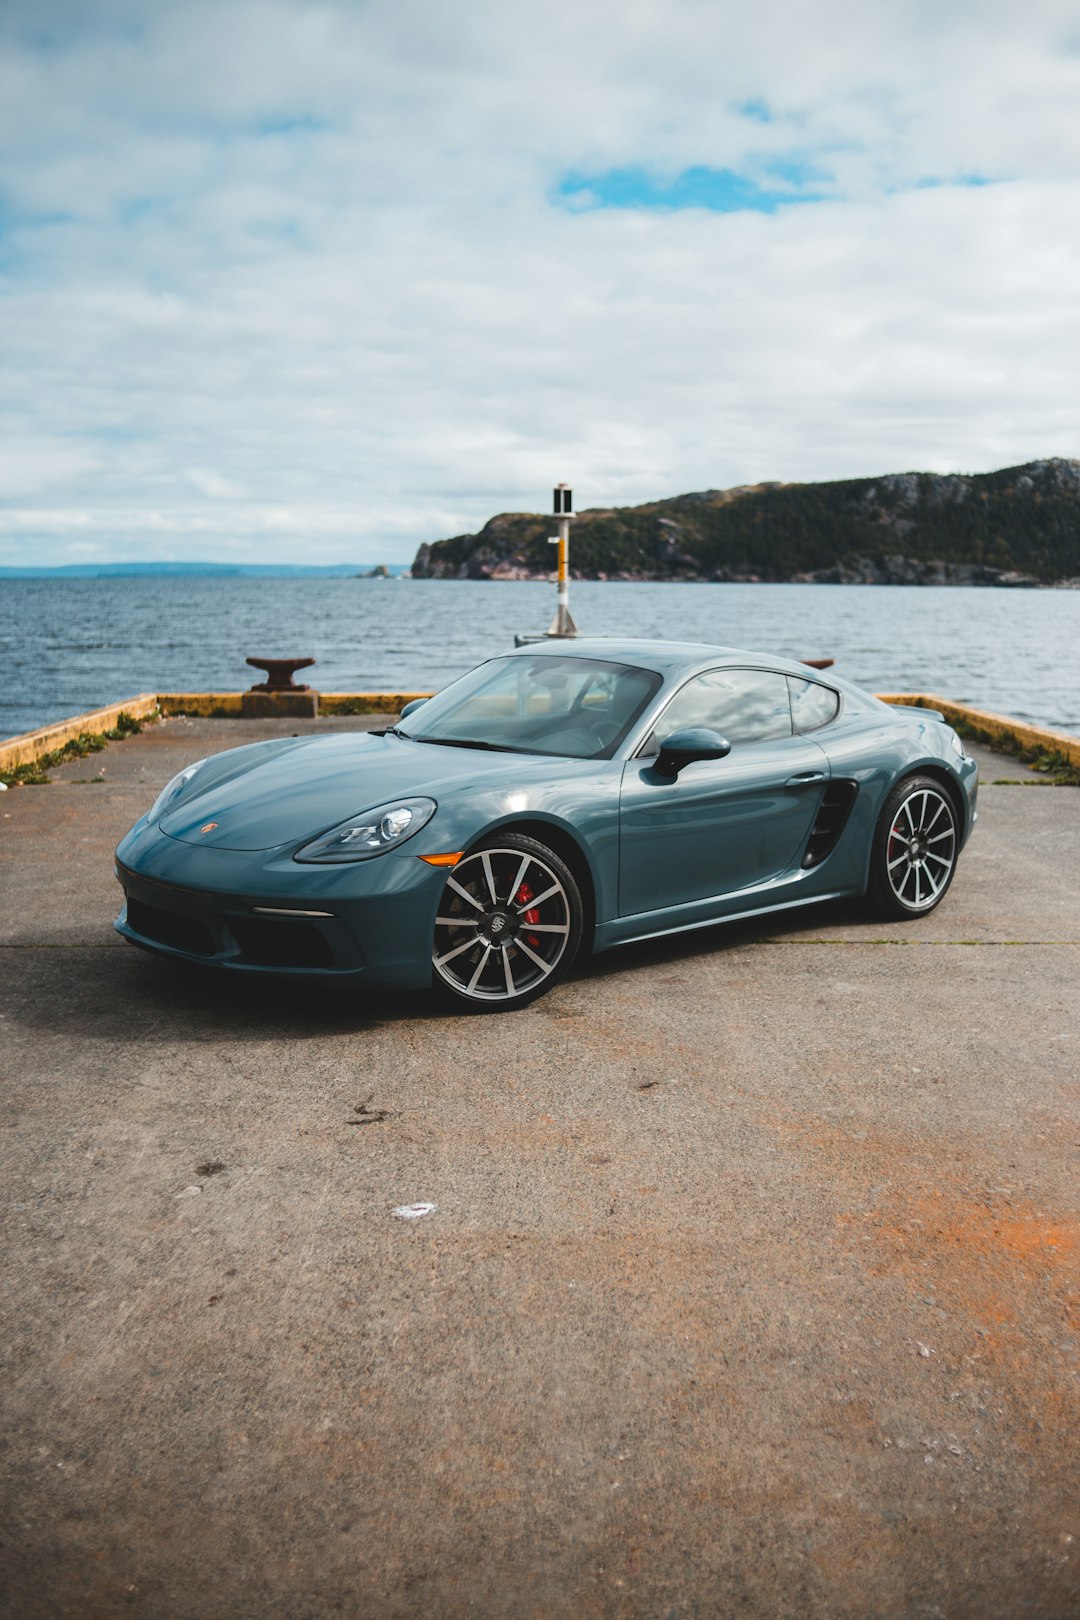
412;459;1080;586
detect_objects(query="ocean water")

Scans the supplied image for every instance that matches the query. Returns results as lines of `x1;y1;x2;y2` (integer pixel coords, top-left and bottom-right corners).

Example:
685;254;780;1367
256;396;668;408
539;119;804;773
1;575;1077;740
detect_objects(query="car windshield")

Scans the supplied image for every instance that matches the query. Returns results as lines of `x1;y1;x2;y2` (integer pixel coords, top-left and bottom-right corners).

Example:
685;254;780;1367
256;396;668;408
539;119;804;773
399;654;662;760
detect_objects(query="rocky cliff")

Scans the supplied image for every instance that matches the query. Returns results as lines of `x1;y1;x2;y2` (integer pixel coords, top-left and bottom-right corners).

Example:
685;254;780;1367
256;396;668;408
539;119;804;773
412;459;1080;586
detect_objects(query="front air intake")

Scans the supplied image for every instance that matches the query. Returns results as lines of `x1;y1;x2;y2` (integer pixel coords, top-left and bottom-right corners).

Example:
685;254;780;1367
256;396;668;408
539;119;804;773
126;898;216;957
227;917;335;969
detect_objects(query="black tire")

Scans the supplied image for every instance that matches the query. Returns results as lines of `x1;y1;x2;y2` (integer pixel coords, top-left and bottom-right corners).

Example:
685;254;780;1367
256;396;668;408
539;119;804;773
870;774;960;919
431;833;584;1010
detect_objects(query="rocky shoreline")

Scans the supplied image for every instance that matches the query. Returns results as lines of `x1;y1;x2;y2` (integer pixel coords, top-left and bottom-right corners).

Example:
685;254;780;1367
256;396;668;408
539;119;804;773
412;547;1079;588
412;459;1080;587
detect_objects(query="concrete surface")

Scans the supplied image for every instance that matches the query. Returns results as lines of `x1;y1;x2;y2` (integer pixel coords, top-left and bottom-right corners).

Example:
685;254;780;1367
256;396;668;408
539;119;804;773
1;716;1077;1620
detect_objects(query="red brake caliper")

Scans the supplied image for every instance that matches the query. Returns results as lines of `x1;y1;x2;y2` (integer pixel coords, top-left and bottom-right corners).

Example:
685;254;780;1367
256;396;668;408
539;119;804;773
515;881;541;948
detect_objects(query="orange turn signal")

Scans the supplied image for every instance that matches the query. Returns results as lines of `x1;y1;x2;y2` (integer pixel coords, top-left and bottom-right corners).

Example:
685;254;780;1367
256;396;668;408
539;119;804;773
418;851;464;867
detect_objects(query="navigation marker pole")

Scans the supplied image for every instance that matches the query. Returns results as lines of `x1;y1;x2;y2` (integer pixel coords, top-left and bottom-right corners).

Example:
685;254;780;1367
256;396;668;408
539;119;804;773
547;483;578;638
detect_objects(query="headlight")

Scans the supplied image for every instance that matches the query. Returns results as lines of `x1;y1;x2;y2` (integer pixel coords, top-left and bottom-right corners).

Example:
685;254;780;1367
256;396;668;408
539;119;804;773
948;730;967;760
146;758;209;825
294;797;436;863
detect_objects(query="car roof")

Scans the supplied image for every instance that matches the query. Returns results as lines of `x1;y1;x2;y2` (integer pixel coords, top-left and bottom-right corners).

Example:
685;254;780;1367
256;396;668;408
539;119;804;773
503;636;840;684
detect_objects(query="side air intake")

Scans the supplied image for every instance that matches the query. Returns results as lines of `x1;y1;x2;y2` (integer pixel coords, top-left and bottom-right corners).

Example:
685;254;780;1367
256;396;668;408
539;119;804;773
802;781;858;868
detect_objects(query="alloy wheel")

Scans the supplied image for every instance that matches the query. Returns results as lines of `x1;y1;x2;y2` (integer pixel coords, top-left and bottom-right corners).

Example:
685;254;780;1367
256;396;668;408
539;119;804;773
432;845;574;1003
885;786;957;911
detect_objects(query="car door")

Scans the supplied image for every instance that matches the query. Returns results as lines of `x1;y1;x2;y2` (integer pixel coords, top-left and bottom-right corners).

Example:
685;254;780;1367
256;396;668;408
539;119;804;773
618;667;830;916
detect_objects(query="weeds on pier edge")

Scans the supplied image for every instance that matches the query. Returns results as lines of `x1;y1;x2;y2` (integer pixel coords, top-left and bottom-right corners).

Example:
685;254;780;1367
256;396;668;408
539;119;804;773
951;717;1080;786
1;710;151;788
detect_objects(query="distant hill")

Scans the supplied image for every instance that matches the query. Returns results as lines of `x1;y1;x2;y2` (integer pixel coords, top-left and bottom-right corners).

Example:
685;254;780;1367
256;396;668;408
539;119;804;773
412;459;1080;587
0;562;409;579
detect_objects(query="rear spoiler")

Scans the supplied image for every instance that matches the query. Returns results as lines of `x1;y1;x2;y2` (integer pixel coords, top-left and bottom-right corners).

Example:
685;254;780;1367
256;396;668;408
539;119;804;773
880;693;952;725
880;698;945;723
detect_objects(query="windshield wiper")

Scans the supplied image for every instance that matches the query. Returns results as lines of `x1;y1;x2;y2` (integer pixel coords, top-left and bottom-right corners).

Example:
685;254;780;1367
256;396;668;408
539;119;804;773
409;736;524;753
385;724;410;739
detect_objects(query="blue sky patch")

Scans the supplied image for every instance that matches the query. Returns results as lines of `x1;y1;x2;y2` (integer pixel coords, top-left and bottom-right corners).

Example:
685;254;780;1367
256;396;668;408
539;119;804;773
555;163;827;215
257;115;327;138
913;173;995;190
120;197;162;225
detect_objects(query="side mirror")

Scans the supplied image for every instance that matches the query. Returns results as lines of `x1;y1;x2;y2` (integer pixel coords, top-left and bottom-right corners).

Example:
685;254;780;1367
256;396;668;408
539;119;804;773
655;726;732;777
399;697;428;720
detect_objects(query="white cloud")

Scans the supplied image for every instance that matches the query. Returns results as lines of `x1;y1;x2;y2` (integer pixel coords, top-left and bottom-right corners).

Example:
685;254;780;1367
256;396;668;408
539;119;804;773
0;439;101;499
0;0;1078;564
185;467;249;499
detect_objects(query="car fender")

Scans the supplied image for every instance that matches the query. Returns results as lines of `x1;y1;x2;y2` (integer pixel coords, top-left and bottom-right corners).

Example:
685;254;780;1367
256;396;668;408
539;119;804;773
411;775;620;928
816;713;976;893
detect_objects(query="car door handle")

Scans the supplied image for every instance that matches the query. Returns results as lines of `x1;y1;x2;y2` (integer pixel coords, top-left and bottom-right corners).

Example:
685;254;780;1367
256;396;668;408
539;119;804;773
785;771;826;787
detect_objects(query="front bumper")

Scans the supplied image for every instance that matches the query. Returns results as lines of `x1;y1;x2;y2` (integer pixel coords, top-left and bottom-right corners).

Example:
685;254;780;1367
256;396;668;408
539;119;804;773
114;820;445;988
958;752;979;845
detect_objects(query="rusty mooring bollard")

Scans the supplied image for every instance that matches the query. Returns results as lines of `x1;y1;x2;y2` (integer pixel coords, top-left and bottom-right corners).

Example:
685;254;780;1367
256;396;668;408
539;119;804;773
242;656;319;718
245;656;316;692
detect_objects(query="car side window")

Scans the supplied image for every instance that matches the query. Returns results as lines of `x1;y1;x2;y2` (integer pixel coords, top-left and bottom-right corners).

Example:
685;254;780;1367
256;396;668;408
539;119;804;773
646;668;793;752
787;677;840;734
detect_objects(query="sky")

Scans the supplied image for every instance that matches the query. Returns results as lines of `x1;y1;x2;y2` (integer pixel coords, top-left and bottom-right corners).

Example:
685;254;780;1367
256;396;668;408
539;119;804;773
1;0;1079;567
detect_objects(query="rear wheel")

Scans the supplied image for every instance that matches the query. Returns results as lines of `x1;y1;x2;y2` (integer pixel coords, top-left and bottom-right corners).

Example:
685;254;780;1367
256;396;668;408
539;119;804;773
870;775;959;918
431;834;583;1009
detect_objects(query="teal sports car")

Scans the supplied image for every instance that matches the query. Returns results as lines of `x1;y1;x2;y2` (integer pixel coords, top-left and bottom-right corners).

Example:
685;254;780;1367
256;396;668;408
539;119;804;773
115;639;978;1009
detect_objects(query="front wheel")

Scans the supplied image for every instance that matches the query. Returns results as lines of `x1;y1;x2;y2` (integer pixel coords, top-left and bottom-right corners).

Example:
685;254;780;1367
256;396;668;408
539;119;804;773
870;775;960;918
431;834;583;1009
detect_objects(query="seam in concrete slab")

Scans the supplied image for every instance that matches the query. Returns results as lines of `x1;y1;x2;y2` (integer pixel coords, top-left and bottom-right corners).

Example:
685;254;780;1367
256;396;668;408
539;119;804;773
760;937;1080;947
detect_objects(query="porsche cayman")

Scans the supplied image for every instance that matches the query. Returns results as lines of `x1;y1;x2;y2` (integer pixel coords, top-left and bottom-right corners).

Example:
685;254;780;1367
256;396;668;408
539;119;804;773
114;639;978;1009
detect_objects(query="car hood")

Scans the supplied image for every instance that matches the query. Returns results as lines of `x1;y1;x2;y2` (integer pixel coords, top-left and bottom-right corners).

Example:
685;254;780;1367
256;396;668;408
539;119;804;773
159;731;591;851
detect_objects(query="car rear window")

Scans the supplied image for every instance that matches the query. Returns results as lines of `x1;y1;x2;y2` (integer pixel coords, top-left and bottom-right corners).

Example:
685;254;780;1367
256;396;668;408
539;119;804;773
788;676;840;733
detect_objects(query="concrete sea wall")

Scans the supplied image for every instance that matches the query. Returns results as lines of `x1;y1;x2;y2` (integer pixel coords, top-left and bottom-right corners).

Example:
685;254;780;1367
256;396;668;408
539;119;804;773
2;689;1079;775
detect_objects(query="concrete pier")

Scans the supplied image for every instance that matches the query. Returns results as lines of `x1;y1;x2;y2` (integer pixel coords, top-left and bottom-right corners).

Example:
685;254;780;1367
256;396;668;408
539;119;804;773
1;714;1077;1619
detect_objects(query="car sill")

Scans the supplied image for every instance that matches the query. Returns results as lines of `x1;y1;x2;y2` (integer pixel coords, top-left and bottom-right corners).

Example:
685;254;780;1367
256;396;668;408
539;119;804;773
597;889;848;952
